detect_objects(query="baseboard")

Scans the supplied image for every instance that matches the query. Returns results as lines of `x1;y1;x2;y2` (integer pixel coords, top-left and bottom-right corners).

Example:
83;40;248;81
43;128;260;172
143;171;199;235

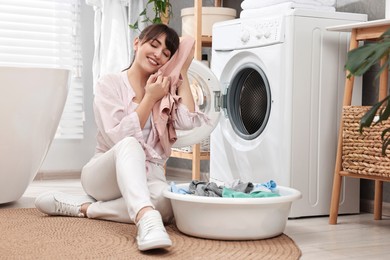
165;166;209;181
34;167;209;182
35;170;81;180
360;199;390;217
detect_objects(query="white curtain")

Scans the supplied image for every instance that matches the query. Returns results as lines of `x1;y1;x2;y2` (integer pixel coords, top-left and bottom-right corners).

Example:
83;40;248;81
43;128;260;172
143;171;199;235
86;0;145;89
128;0;147;61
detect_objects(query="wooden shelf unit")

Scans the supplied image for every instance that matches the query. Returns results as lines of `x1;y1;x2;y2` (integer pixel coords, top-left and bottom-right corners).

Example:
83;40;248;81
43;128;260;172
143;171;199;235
168;0;221;180
327;19;390;224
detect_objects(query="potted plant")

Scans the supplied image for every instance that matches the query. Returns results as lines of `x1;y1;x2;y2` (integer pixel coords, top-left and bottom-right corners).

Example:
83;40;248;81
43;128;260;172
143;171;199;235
130;0;172;30
345;29;390;155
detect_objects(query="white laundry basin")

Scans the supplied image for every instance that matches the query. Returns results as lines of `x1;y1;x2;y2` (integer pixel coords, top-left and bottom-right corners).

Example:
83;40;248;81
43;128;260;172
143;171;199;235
163;183;302;240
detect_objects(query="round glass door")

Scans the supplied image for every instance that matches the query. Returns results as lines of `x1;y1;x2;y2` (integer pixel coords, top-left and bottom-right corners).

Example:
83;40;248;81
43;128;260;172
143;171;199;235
225;63;271;140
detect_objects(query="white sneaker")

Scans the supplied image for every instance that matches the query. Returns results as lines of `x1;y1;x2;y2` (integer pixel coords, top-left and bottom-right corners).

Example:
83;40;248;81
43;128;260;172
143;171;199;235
136;210;172;251
35;191;95;217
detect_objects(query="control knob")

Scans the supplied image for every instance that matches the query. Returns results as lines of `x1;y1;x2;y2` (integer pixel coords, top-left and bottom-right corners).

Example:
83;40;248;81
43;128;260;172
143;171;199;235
241;30;250;43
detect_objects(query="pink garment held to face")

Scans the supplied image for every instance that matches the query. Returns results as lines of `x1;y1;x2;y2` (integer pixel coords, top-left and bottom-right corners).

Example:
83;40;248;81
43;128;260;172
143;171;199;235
151;36;196;157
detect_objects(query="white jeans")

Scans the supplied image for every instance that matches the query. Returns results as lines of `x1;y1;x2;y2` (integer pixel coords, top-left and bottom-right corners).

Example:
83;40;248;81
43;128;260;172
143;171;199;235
81;137;173;224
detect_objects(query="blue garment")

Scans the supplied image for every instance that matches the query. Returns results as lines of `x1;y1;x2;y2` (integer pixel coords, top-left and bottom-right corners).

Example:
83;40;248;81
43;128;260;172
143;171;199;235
253;180;278;194
170;182;191;194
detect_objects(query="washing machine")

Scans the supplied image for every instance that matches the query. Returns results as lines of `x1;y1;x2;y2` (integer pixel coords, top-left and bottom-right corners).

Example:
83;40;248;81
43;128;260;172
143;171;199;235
207;9;367;218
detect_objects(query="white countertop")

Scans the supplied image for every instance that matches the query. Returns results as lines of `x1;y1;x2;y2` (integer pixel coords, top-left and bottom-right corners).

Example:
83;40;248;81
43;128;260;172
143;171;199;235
327;19;390;32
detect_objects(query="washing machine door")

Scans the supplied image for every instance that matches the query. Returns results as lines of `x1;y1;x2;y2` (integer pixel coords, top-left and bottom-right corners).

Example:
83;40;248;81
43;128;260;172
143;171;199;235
173;60;221;148
222;62;272;141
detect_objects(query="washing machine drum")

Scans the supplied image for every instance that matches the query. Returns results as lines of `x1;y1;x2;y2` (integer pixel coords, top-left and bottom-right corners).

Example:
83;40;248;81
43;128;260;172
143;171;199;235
173;60;220;148
224;64;271;140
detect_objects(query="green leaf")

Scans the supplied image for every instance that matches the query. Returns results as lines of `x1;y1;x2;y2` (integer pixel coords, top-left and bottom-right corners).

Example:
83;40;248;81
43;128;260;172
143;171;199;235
345;28;390;79
153;17;162;24
346;42;390;77
376;57;390;78
381;130;390;155
139;8;147;16
129;21;139;30
128;0;172;30
360;101;384;133
374;96;390;125
381;127;390;141
346;44;377;75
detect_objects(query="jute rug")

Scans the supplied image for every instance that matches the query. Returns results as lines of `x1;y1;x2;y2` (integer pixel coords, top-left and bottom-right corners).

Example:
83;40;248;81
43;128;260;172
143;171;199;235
0;208;301;260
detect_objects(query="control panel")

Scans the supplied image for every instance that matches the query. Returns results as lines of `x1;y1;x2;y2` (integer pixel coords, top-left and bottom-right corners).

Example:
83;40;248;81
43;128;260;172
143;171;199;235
239;15;285;48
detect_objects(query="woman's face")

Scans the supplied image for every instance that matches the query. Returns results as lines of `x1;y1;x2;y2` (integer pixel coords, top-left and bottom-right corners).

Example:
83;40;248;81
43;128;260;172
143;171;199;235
134;33;172;75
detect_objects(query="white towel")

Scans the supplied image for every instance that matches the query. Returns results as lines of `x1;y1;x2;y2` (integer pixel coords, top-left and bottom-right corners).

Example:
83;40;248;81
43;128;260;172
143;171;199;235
241;0;336;10
240;2;335;18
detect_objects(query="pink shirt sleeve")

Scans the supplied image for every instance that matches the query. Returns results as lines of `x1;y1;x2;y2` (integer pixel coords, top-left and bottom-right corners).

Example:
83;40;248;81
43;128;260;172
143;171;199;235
174;103;205;130
93;74;144;151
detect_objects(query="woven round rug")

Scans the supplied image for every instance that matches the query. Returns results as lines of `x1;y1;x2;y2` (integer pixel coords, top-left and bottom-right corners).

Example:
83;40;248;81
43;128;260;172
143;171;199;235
0;208;301;260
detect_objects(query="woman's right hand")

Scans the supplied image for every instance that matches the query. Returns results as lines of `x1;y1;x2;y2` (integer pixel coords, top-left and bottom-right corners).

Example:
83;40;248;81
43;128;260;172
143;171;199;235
144;73;171;103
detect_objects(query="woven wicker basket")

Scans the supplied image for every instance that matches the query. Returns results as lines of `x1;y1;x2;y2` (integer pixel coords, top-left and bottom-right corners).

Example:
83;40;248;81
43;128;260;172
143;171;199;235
342;106;390;178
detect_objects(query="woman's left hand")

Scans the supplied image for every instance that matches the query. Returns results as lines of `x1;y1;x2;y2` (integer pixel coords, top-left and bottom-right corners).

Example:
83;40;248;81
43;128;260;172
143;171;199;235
145;73;171;103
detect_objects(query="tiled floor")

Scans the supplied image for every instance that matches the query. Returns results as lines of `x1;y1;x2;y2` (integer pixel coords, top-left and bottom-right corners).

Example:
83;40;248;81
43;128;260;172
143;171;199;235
1;170;390;260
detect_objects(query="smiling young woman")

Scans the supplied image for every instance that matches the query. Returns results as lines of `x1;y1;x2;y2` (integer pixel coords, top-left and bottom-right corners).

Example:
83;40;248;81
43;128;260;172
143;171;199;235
34;24;208;251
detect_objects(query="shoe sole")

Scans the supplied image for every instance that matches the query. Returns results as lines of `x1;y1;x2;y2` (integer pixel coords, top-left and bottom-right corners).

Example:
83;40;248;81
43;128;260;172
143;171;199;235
138;238;172;251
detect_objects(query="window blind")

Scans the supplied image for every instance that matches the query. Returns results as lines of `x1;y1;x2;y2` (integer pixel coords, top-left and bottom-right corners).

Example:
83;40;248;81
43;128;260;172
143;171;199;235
0;0;84;139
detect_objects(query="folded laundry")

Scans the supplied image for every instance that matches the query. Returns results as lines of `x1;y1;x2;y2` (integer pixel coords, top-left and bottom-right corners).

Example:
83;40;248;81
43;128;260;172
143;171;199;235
240;2;335;19
241;0;336;10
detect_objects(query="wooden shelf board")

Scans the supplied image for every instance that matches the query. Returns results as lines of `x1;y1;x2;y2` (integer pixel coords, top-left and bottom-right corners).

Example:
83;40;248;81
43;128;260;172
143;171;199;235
170;150;210;160
339;171;390;182
201;36;212;47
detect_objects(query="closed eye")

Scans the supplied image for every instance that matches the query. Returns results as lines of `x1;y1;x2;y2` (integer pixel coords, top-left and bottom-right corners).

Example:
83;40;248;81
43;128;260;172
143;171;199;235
150;40;171;58
150;40;159;48
163;50;171;58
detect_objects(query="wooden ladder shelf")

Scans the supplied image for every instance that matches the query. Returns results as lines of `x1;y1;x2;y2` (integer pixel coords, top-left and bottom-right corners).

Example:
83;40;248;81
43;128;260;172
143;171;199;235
169;0;222;180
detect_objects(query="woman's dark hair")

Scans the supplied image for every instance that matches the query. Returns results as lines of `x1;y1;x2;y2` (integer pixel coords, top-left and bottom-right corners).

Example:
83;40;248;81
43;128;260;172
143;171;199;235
124;24;180;70
139;24;179;56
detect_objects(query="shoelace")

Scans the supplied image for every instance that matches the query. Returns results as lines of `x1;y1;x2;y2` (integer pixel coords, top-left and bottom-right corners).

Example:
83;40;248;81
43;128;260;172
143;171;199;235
54;199;84;217
138;214;165;238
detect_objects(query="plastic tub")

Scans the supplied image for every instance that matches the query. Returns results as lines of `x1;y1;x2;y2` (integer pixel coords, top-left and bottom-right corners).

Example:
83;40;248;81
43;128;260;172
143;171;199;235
164;183;302;240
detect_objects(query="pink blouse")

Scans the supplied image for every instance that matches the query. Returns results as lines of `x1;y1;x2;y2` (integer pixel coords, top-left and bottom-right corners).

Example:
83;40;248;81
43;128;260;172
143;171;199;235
93;71;205;166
